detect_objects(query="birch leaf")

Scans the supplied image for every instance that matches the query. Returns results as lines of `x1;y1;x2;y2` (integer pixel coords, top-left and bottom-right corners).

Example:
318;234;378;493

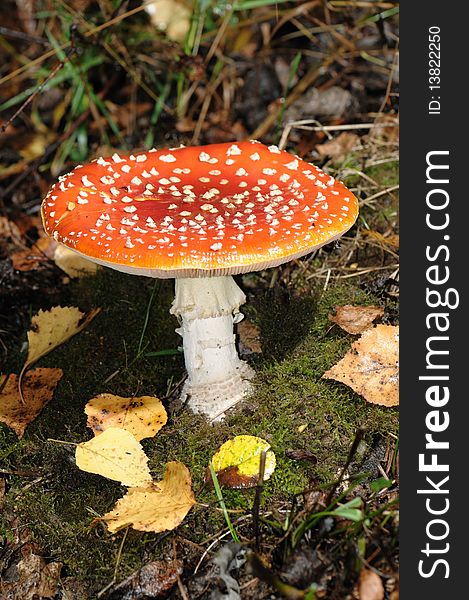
24;306;100;370
102;461;195;533
85;394;167;441
329;305;384;335
323;324;399;407
53;245;99;278
0;369;63;437
75;427;152;487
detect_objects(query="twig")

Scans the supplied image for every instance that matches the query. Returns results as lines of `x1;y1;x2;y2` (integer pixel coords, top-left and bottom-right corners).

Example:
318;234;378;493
96;527;129;598
0;43;76;134
326;428;364;505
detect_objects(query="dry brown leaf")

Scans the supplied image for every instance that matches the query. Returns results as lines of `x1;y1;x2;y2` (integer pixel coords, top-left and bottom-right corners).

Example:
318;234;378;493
323;325;399;407
85;393;167;441
23;306;100;372
105;560;183;598
237;319;262;354
329;305;384;335
53;245;99;278
316;132;360;160
0;369;63;437
358;568;384;600
102;461;195;533
0;551;62;599
362;230;400;250
75;427;153;487
10;237;56;272
0;216;23;245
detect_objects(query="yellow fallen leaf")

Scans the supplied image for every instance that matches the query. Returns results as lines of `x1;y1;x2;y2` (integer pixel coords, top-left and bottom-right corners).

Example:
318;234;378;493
208;435;276;488
53;245;99;278
323;324;399;407
75;427;153;487
329;305;384;335
0;369;63;437
23;306;100;371
102;461;195;533
85;394;167;441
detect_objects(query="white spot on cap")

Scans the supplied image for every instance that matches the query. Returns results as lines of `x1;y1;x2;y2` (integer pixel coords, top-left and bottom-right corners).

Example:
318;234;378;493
235;168;247;176
199;152;210;162
131;176;142;185
250;152;260;161
121;196;133;203
159;178;171;185
112;153;124;163
159;154;176;162
227;144;241;156
125;237;135;248
210;242;223;251
268;145;280;153
121;164;131;173
81;175;93;186
225;159;235;166
286;159;299;170
124;205;137;213
262;168;277;176
136;154;147;162
77;198;88;204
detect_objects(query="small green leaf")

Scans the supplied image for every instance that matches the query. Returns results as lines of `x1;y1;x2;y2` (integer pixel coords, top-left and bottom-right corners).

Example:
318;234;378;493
332;507;363;522
370;477;392;493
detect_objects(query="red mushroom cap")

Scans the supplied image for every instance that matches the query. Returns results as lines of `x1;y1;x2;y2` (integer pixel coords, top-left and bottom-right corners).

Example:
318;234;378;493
41;141;358;277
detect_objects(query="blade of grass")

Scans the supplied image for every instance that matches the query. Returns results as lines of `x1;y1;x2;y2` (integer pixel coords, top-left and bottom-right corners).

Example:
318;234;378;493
137;281;160;356
276;51;302;142
234;0;291;10
209;462;240;543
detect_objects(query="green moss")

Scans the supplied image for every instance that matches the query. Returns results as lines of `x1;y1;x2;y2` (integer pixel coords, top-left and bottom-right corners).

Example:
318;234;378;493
1;260;397;588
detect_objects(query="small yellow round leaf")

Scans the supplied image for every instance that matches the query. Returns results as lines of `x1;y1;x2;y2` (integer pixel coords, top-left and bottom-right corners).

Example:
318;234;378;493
210;435;276;488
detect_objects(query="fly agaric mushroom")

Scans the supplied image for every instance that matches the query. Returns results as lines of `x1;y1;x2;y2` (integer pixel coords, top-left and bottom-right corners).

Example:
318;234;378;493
41;141;358;420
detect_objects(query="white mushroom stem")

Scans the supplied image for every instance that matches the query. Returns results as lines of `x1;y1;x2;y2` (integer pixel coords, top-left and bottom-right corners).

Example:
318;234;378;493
170;276;254;421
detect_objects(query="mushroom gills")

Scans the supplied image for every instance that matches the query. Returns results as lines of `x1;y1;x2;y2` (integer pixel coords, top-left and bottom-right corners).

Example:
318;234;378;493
171;276;255;421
